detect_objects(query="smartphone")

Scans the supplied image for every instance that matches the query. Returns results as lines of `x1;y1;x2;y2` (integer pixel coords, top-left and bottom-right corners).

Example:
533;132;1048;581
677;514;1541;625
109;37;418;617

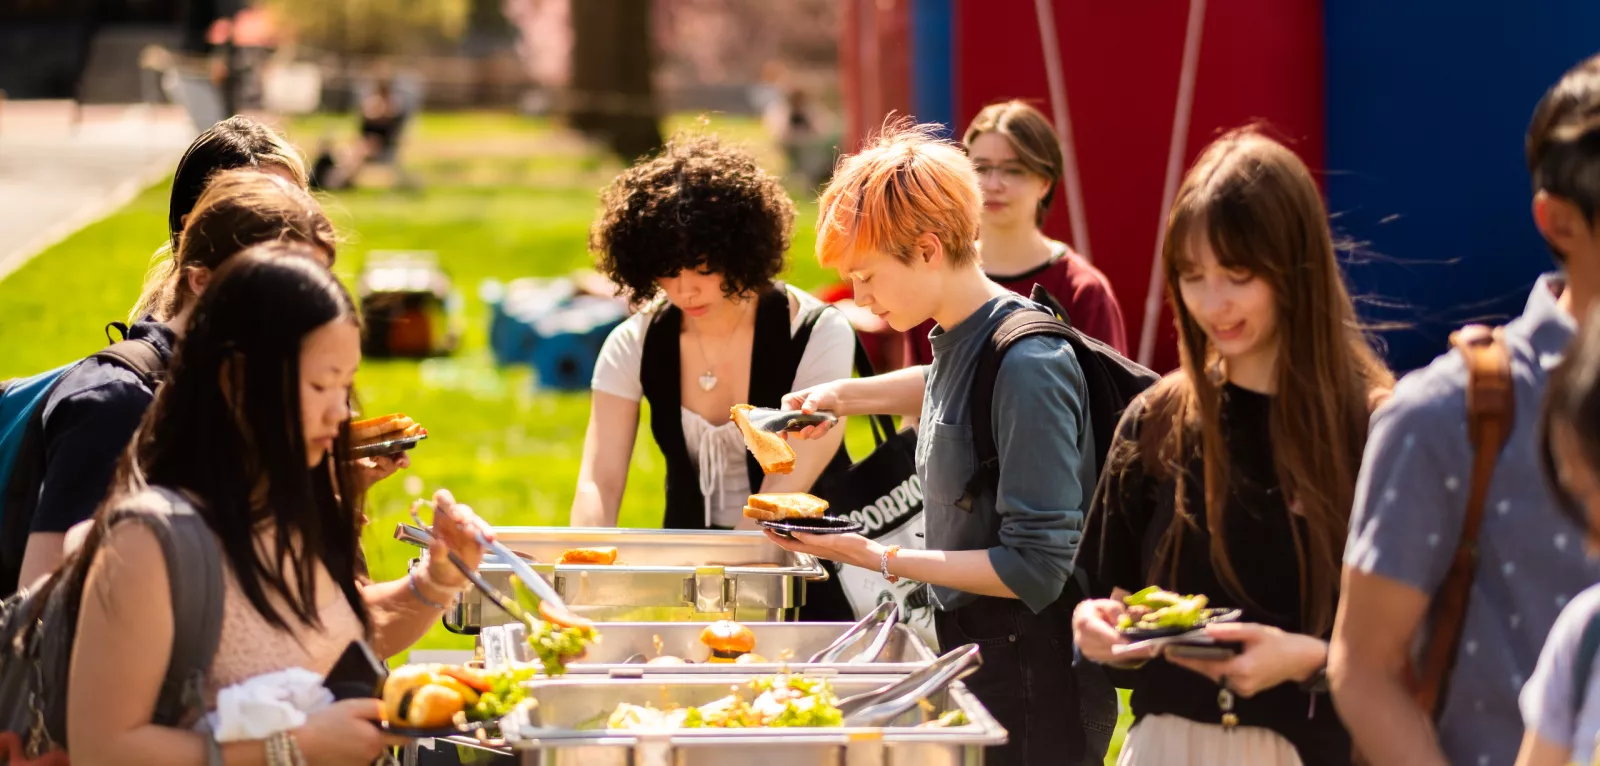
1164;643;1241;661
324;639;388;700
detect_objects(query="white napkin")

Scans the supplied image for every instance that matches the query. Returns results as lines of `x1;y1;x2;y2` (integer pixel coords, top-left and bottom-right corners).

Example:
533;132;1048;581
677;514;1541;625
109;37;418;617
205;668;334;742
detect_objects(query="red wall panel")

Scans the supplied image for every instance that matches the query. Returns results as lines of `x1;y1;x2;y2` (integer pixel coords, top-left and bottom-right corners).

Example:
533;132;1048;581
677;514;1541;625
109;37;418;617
952;0;1324;372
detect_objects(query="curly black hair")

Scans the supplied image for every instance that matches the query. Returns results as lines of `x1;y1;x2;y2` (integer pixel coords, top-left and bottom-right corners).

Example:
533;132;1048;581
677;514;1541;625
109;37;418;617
591;134;795;307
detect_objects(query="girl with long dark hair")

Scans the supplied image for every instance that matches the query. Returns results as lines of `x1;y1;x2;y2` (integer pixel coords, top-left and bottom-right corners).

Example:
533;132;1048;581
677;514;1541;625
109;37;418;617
62;248;492;765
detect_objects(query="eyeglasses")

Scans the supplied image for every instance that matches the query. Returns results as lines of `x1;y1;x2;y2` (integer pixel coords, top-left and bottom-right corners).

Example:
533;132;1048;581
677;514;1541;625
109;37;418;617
972;164;1032;185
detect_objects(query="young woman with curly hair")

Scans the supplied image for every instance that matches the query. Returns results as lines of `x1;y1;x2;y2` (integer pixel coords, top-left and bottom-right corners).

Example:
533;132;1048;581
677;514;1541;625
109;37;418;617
569;135;857;618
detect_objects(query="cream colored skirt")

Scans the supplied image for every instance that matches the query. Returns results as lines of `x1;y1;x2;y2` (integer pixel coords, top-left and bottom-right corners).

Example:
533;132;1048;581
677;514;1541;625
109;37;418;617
1117;714;1304;766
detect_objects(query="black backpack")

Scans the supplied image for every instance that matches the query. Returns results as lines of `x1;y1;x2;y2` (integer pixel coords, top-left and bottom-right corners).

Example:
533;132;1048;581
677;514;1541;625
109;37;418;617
965;284;1160;503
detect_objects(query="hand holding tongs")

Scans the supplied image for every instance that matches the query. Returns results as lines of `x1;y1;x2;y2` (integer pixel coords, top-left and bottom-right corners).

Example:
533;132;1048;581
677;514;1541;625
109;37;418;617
808;601;901;664
408;499;591;628
836;643;982;727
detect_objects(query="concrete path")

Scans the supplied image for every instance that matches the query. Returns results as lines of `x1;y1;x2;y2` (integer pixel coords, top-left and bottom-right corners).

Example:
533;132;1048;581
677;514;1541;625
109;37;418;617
0;102;193;282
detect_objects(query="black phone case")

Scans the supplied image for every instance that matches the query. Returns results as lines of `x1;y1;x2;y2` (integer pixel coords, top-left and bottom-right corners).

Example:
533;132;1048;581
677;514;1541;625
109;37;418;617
324;639;388;700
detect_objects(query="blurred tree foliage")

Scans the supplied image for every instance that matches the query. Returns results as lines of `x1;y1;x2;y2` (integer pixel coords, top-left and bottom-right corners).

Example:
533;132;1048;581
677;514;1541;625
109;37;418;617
268;0;471;56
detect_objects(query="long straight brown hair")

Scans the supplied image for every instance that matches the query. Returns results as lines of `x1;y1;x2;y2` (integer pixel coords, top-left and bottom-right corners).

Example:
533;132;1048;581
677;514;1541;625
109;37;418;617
1142;128;1393;636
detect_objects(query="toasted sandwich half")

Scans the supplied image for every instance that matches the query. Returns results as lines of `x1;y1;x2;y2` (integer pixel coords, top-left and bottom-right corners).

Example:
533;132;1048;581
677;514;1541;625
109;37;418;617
730;404;796;474
743;492;829;522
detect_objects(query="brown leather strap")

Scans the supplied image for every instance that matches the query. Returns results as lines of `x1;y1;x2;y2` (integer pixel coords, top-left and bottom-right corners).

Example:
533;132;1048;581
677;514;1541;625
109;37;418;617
1410;324;1515;719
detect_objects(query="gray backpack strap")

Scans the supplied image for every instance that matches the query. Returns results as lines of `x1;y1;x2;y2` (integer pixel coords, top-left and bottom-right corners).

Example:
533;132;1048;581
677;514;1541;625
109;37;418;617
141;487;226;730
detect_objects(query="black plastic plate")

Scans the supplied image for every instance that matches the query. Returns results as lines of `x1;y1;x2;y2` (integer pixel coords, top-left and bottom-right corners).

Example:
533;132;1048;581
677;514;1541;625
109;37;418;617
758;516;865;539
1118;608;1243;640
351;433;428;459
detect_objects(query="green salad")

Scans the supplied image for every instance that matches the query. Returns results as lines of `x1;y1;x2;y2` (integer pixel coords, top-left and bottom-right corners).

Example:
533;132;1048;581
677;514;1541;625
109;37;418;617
528;621;598;676
605;674;845;730
467;664;539;722
1116;586;1210;632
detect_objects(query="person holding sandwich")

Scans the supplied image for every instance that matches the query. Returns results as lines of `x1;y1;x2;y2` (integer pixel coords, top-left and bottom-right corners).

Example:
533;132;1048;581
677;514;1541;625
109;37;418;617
769;121;1112;766
570;133;858;620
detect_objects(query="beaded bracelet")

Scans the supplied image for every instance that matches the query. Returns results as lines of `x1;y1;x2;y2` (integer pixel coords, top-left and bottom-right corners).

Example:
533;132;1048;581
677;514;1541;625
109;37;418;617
879;545;901;584
264;731;305;766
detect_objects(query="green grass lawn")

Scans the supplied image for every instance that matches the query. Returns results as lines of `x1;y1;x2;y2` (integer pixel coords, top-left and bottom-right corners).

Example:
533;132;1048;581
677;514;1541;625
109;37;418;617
0;111;1131;761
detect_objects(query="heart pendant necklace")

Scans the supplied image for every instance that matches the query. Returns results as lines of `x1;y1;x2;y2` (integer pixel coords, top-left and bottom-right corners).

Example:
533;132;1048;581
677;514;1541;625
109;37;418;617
692;299;751;392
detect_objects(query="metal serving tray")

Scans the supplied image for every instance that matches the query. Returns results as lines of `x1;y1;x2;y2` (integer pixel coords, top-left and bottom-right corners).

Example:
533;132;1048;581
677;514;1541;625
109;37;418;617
434;527;830;631
481;621;937;676
500;675;1006;766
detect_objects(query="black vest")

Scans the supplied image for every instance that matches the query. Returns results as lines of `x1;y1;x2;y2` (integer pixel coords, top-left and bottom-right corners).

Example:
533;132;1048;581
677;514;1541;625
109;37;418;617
640;285;851;530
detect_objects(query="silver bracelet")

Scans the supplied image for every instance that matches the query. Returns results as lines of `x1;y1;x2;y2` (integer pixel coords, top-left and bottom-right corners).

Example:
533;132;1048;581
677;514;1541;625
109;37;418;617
407;569;452;610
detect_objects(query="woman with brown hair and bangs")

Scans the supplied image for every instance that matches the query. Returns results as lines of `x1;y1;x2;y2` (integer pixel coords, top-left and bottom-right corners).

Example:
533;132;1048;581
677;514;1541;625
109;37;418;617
1070;128;1393;765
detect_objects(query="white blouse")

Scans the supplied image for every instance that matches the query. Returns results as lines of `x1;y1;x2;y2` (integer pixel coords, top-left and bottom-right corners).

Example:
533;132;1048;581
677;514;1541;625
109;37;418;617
591;286;856;528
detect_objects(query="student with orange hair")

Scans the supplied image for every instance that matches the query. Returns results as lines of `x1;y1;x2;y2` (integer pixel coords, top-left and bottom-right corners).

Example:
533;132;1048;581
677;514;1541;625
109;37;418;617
769;121;1115;766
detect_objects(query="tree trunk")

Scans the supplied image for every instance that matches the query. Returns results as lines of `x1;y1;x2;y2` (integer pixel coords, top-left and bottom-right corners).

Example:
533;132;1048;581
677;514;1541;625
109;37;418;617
568;0;662;163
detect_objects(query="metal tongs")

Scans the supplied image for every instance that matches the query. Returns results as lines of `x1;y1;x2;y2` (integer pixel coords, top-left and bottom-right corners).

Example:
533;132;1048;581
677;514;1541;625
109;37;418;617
836;643;982;727
807;601;901;664
408;500;591;628
394;523;540;564
740;407;838;433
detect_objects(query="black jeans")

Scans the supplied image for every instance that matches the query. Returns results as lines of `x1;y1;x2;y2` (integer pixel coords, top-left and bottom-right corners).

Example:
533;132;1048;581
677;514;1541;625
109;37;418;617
936;595;1117;766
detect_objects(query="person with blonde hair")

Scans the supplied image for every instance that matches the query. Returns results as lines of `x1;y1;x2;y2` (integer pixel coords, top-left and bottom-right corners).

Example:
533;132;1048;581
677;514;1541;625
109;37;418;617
769;121;1115;765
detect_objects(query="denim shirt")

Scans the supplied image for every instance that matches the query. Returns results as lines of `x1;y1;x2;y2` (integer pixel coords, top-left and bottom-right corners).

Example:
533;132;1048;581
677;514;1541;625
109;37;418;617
1346;274;1600;766
917;294;1094;613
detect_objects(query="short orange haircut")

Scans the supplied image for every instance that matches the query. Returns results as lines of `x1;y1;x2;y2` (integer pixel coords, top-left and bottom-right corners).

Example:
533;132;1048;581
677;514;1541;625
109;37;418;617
816;120;982;269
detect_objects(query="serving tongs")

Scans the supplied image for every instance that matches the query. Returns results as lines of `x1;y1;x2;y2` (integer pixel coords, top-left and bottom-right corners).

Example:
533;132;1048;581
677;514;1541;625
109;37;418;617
836;643;982;727
394;522;541;564
740;407;838;433
807;601;901;664
408;500;591;628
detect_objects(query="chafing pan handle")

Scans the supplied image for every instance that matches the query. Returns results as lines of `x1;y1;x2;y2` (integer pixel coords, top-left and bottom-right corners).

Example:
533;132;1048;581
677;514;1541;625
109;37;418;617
687;567;734;613
636;733;673;766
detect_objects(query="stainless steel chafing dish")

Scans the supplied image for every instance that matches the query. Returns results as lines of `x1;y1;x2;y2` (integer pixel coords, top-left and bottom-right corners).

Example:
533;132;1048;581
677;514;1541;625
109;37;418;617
394;526;830;630
498;674;1006;766
477;619;936;676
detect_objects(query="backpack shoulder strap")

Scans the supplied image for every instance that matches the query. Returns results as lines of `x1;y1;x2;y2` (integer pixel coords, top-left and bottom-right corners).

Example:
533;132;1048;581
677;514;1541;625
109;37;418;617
1573;608;1600;715
1413;324;1514;719
116;488;226;728
1029;283;1074;328
966;308;1075;502
92;338;166;391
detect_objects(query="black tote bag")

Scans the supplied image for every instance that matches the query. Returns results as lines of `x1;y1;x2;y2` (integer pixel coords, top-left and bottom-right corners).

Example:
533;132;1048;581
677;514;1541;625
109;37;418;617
811;341;937;644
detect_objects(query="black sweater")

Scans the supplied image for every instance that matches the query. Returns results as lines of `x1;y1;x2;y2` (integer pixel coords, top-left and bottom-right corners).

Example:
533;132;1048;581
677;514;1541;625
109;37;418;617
1075;383;1350;766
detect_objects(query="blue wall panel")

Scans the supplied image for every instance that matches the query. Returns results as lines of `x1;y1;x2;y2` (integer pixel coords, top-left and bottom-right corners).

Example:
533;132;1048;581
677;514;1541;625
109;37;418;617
910;0;954;137
1325;2;1600;372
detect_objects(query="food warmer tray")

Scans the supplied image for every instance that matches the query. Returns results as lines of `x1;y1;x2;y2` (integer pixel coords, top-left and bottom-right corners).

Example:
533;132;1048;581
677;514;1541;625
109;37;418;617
422;527;830;630
498;675;1006;766
482;621;938;675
